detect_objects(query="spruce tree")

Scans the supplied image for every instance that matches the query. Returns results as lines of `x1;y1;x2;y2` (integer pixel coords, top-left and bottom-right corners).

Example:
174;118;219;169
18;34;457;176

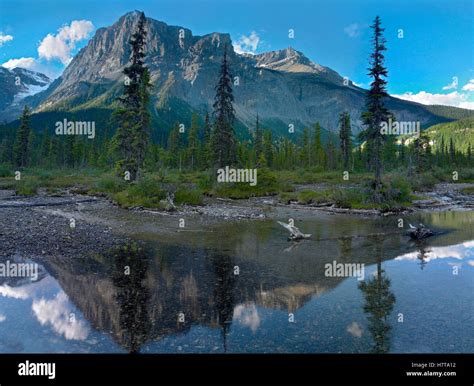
312;122;324;168
40;128;51;166
326;138;336;170
64;135;75;167
361;16;390;200
300;127;310;167
212;45;236;167
112;11;151;181
13;105;32;167
338;112;352;169
449;137;456;164
263;129;273;167
201;112;212;169
167;122;181;168
50;137;61;167
27;130;36;166
439;136;446;166
399;139;406;164
188;113;199;169
254;113;263;164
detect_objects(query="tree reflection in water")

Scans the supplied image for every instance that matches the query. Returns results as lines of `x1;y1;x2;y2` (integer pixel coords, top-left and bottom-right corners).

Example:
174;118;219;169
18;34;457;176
110;243;152;354
358;236;396;353
210;253;237;353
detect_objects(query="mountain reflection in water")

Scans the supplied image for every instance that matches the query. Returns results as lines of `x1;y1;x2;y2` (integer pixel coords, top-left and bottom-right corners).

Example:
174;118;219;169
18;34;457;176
0;210;473;353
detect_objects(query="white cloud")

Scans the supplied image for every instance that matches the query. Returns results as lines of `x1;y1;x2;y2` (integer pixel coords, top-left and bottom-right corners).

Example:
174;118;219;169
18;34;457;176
392;91;474;109
38;20;93;64
347;321;363;338
344;23;361;38
0;33;13;46
2;20;93;79
395;241;473;263
459;101;474;109
38;34;72;64
0;314;6;322
462;79;474;91
0;284;30;299
442;77;458;90
233;31;260;55
32;291;89;341
233;303;261;332
2;57;37;70
1;57;59;79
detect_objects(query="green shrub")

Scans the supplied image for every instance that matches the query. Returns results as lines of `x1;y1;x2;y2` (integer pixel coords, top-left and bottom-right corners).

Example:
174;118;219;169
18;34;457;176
111;176;166;208
382;174;412;202
410;172;438;191
174;188;204;205
212;168;280;198
279;191;298;204
128;177;166;201
332;188;367;208
197;172;214;191
15;179;40;196
297;189;331;204
94;175;126;193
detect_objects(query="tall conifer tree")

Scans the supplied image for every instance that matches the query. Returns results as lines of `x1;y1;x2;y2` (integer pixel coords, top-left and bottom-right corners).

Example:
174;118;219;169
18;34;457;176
212;45;236;167
13;105;32;167
361;16;390;200
112;11;151;180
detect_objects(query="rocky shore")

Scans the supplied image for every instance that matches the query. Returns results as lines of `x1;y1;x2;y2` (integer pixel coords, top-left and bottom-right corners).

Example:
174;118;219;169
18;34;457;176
0;182;472;259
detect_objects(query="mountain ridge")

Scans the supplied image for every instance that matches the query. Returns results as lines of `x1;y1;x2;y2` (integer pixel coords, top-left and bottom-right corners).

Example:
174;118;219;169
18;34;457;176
1;11;469;136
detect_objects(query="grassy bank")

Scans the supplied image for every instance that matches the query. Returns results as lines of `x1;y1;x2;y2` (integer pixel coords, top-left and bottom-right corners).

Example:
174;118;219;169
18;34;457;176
0;164;473;210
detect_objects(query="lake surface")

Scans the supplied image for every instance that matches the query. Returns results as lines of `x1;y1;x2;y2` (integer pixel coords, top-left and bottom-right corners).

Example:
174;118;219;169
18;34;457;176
1;209;473;353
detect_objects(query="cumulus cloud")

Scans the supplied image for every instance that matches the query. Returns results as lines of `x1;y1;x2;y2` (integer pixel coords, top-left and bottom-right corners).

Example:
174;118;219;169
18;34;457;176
233;31;260;55
462;79;474;91
32;291;89;341
2;20;93;79
37;20;94;64
392;91;474;109
0;33;13;46
344;23;361;38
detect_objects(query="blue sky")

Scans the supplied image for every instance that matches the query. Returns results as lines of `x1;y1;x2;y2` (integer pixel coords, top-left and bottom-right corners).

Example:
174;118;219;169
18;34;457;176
0;0;473;108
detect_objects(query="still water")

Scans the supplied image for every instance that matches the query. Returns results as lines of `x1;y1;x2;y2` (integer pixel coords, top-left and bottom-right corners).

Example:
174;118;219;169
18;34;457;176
1;210;473;353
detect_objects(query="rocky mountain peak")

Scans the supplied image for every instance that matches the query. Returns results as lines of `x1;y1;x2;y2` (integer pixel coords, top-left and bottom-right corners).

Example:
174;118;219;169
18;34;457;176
253;46;325;73
0;67;51;113
0;11;445;134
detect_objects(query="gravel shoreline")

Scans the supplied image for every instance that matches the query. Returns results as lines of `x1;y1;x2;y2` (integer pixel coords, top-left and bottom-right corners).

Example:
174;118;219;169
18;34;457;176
0;196;129;258
1;182;472;258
